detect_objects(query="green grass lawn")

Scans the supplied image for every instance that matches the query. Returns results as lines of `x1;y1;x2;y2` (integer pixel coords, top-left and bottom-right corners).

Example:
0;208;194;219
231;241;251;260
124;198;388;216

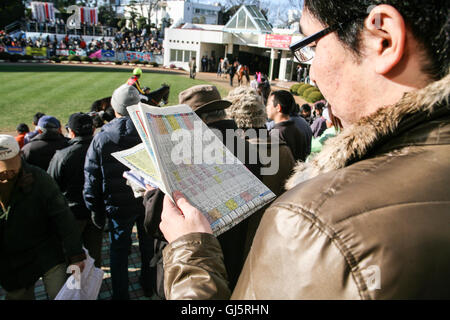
0;64;229;132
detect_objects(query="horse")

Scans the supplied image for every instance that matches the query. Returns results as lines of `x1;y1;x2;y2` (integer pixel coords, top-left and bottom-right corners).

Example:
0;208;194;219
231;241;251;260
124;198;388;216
145;83;170;106
90;84;171;128
237;65;250;86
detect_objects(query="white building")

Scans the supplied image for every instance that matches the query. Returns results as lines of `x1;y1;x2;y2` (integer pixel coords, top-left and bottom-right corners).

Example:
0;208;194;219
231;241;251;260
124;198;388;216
123;0;221;30
163;5;307;82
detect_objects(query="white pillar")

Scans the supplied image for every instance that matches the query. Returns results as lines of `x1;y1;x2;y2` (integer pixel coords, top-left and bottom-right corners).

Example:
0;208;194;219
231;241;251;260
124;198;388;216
269;49;278;80
279;50;289;81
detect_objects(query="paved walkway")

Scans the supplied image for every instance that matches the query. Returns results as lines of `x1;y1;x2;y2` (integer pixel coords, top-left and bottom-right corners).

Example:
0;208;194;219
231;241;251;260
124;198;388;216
0;226;157;300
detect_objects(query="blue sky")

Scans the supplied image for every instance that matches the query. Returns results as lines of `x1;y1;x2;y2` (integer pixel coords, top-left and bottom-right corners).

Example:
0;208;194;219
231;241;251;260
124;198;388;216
198;0;303;26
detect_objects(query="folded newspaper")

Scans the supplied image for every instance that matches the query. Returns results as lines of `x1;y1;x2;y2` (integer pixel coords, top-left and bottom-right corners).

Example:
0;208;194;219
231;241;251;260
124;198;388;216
112;103;276;236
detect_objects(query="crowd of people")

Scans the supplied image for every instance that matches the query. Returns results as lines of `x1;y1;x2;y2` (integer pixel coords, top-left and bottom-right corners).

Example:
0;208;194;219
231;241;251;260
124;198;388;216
0;0;449;302
0;27;163;57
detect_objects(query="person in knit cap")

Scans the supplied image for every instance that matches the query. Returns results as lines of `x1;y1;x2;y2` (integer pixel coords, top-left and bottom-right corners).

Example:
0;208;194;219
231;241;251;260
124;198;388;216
225;86;296;258
48;113;103;268
84;84;155;299
225;86;295;195
21;115;68;171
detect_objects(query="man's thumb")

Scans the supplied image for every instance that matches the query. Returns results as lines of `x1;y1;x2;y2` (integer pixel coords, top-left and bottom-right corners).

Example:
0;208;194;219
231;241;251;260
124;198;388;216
172;191;193;214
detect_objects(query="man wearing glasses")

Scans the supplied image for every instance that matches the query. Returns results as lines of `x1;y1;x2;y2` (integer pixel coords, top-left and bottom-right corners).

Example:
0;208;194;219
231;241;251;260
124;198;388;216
155;1;450;299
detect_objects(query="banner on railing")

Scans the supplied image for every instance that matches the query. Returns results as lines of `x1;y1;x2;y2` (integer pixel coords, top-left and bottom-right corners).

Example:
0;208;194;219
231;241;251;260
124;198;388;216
115;51;162;64
6;46;25;55
126;51;152;62
101;50;115;61
89;49;102;59
56;49;87;56
26;46;47;58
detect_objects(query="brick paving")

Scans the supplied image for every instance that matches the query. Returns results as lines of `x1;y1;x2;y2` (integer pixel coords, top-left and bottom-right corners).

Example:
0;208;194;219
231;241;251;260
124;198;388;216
0;226;158;300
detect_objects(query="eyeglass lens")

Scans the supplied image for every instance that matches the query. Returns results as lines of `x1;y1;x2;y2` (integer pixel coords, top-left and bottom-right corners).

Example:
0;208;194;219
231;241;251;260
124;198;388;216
294;46;315;62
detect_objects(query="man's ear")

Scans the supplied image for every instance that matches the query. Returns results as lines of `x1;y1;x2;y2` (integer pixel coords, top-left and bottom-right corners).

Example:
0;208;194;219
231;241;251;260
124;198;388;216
364;4;406;75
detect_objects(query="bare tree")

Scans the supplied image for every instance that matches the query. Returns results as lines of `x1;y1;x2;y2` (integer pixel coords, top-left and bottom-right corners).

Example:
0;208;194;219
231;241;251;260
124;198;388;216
274;0;303;28
221;0;263;9
129;0;161;27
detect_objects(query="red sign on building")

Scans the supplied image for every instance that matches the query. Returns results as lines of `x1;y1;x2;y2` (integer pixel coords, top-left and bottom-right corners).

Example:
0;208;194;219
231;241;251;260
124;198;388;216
265;34;293;49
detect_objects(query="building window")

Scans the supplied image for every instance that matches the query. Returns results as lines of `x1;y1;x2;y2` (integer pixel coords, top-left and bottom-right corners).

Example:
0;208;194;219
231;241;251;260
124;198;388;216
176;50;183;61
184;51;190;62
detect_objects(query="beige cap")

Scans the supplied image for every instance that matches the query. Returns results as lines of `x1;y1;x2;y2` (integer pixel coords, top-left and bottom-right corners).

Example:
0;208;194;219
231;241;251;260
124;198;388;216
0;135;21;172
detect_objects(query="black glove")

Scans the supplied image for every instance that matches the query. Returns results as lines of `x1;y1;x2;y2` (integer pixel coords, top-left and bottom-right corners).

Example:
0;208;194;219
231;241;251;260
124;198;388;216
91;211;106;230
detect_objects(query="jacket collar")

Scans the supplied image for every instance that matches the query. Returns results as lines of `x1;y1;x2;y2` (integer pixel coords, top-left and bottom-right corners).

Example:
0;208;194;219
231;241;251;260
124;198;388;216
31;130;64;142
68;135;93;146
285;72;450;190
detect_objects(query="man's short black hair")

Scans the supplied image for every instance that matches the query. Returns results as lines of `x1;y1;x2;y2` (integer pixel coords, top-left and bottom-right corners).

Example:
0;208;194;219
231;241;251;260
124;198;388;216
16;123;30;133
270;90;296;115
304;0;449;80
33;112;45;125
301;104;311;113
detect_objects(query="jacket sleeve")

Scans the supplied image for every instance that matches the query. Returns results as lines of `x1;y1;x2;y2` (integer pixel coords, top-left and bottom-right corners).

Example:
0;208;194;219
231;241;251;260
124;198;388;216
83;137;105;215
42;172;86;263
163;233;232;300
142;188;166;239
47;150;66;192
231;204;362;299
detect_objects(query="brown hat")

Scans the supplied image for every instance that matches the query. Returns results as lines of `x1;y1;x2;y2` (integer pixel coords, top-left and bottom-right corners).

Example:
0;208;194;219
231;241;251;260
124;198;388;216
179;85;231;114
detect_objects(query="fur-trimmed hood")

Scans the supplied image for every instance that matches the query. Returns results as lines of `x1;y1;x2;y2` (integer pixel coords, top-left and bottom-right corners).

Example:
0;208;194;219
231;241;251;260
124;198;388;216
285;72;450;190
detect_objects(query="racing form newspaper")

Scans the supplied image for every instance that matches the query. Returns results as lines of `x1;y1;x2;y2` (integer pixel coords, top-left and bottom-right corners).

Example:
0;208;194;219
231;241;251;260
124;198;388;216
112;103;275;236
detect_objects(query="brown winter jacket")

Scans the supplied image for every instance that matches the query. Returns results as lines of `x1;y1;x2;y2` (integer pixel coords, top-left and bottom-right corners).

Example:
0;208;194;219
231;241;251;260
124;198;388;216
162;73;450;300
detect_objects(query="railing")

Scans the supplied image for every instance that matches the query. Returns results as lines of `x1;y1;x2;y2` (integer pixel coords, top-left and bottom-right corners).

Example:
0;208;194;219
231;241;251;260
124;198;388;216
23;21;117;37
5;21;23;34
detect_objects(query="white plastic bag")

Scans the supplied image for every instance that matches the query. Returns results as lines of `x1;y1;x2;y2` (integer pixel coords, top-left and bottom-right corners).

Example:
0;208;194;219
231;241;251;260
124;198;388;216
55;248;104;300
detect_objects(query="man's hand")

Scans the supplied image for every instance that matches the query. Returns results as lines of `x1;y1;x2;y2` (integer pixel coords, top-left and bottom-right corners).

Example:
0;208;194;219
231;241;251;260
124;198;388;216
160;191;213;243
70;261;85;274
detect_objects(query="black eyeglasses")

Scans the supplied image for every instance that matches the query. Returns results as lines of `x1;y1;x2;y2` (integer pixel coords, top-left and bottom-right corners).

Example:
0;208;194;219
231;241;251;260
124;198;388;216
290;25;338;63
289;17;362;63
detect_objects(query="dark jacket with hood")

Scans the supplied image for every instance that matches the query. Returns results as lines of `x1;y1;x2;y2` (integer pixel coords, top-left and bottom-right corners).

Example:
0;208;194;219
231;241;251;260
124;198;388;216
48;135;93;220
83;117;144;221
21;130;69;171
0;161;85;291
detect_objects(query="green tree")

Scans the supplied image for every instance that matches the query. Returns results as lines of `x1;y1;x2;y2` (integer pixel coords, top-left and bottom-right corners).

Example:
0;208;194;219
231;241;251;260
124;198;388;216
137;16;147;30
98;4;117;27
45;0;77;13
0;0;25;29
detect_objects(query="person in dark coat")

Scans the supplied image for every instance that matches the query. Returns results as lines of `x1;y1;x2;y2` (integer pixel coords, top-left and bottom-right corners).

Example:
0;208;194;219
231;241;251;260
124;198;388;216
83;84;155;300
141;85;256;298
48;112;103;268
289;103;313;156
310;102;328;138
24;112;45;145
266;90;308;162
0;135;85;300
21;115;68;171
